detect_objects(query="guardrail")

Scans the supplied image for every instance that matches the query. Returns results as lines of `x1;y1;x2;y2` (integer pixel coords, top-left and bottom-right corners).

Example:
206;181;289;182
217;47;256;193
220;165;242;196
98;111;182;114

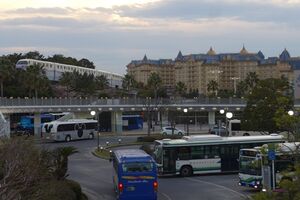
0;97;247;106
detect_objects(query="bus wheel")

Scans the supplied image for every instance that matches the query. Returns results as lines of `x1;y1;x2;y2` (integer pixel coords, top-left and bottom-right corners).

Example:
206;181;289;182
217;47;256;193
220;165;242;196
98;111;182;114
89;133;94;139
180;166;193;177
243;133;250;136
65;135;71;142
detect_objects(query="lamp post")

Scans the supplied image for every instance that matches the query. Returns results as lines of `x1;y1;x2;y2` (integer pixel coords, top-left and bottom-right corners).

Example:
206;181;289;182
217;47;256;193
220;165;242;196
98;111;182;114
230;77;240;96
90;110;100;151
219;109;225;136
226;112;233;136
183;108;189;135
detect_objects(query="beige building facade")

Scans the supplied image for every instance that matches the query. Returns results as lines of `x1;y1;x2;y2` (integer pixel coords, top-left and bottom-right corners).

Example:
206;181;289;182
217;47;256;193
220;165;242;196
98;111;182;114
127;47;295;96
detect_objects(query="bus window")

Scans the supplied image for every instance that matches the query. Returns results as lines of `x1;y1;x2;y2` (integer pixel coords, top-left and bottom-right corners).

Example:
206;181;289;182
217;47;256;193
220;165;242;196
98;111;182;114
122;162;153;173
177;147;190;160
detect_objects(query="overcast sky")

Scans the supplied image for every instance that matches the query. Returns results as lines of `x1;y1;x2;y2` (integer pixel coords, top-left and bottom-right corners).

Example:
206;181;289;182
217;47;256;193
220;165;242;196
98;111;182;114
1;0;300;74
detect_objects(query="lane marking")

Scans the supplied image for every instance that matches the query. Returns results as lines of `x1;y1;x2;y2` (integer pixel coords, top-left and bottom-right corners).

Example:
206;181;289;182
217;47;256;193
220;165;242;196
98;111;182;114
185;177;247;199
159;191;172;200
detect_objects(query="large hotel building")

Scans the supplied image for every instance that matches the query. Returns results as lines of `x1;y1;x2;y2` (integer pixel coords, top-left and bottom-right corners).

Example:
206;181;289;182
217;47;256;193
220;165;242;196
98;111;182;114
127;47;300;97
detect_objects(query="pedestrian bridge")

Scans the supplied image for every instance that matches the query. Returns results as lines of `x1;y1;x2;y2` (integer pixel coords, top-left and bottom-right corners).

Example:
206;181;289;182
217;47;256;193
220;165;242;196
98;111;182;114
0;97;249;114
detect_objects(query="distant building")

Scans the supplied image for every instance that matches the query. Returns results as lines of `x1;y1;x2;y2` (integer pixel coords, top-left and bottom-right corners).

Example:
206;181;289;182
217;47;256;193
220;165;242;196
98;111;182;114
127;47;300;97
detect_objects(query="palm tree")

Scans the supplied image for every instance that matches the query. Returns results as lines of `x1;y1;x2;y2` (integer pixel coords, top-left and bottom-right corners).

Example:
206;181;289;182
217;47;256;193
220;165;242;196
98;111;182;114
59;72;74;98
24;64;48;98
122;74;137;91
147;72;162;100
207;80;219;96
175;81;187;98
52;146;78;180
0;58;13;97
245;72;259;90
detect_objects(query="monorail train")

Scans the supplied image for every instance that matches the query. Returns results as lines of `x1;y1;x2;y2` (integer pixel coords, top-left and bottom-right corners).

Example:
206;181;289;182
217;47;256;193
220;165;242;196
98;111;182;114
16;59;123;88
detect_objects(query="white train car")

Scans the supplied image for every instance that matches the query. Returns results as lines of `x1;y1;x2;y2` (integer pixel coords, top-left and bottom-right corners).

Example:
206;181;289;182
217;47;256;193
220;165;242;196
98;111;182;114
16;59;123;88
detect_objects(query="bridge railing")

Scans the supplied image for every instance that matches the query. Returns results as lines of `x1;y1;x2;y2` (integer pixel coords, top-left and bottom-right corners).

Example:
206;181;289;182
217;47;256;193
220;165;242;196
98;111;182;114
0;97;247;106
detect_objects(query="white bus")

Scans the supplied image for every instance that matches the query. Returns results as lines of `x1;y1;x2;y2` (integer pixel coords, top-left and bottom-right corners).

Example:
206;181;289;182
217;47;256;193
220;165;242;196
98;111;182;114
152;134;284;176
238;142;300;189
42;119;98;142
228;119;267;136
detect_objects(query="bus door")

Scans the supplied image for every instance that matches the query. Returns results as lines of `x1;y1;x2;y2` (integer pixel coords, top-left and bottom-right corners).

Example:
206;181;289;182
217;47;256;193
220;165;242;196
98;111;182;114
163;148;177;173
220;145;239;172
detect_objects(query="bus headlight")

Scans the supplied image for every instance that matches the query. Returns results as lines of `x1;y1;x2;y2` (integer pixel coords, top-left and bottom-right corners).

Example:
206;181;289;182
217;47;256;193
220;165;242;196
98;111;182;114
256;181;260;185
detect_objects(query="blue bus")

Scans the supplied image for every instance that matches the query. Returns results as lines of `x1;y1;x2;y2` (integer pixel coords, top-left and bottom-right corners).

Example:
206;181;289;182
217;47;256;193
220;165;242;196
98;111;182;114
16;113;67;135
122;115;143;130
112;149;158;200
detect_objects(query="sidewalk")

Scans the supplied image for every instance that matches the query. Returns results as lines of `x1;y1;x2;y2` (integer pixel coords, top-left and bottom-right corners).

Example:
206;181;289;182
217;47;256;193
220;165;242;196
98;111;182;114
99;123;210;136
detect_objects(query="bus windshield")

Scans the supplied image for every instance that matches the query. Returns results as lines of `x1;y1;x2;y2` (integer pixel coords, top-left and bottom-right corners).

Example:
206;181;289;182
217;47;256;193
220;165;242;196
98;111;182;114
122;162;153;173
153;143;162;164
239;157;261;176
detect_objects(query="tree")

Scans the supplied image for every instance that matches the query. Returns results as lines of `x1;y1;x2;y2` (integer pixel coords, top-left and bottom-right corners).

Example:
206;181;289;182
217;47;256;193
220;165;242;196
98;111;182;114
24;64;49;98
242;77;293;132
122;74;137;91
59;72;74;98
245;71;259;90
147;72;162;100
24;51;44;60
175;81;187;98
0;58;13;97
95;75;109;91
0;139;50;200
52;147;78;180
78;58;95;69
207;80;218;97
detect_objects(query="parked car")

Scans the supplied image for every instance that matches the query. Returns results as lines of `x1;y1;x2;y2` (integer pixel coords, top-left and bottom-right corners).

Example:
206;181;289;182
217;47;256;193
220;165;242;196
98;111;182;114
160;127;185;135
209;125;228;136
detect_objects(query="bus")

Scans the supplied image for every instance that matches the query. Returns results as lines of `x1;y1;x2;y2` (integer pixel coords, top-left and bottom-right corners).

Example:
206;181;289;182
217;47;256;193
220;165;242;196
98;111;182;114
228;119;267;136
111;149;158;200
238;142;300;190
42;119;97;142
152;134;284;176
16;113;68;135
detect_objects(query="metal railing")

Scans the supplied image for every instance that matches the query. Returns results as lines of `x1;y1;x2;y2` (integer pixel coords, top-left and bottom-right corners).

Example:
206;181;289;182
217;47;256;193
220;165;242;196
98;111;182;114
0;97;247;107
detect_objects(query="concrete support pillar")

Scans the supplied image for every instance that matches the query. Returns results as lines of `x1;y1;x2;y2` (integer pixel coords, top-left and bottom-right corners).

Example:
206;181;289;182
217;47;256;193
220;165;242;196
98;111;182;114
111;111;122;135
208;111;215;126
0;112;10;138
34;113;41;137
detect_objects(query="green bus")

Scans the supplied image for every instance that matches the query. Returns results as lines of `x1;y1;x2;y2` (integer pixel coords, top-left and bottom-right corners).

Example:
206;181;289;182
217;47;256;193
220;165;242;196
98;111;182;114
153;134;284;176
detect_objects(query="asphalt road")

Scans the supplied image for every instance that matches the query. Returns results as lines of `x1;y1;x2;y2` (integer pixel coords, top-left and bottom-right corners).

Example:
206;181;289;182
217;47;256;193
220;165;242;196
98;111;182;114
42;136;258;200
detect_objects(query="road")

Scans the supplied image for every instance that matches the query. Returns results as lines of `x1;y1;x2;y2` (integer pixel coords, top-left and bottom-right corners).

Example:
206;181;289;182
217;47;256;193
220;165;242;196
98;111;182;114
42;136;257;200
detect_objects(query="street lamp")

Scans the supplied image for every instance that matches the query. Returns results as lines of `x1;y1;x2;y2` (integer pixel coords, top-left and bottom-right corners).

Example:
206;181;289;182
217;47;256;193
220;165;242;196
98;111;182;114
230;77;240;95
183;108;189;135
226;112;233;136
91;110;100;151
218;109;225;136
288;110;294;116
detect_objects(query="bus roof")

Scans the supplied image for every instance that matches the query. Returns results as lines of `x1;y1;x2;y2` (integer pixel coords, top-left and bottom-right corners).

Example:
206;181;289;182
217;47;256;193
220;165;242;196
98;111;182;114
45;119;97;125
114;149;153;163
155;134;284;146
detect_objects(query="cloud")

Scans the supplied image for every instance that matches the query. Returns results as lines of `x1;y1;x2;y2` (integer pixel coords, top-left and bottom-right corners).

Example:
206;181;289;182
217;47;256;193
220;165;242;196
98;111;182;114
0;1;300;74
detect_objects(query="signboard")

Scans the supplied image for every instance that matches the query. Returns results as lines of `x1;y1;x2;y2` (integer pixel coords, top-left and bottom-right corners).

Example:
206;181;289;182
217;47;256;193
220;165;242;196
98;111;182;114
268;150;276;161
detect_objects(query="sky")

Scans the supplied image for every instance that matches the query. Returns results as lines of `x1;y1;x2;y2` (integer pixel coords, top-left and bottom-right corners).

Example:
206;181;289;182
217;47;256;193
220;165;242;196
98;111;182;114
1;0;300;75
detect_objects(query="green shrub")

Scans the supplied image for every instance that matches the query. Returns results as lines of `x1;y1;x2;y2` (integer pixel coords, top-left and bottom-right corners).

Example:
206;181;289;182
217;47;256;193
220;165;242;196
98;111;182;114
30;180;76;200
66;179;82;200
